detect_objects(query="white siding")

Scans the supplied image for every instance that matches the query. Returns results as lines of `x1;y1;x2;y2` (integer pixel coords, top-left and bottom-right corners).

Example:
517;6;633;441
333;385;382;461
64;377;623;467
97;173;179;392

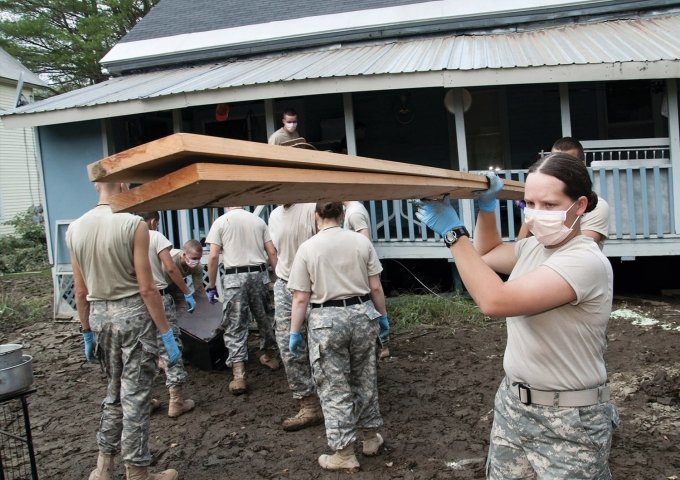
0;83;42;236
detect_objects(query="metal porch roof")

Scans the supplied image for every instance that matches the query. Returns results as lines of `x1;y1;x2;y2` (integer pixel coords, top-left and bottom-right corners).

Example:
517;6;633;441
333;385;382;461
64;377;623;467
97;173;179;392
3;13;680;128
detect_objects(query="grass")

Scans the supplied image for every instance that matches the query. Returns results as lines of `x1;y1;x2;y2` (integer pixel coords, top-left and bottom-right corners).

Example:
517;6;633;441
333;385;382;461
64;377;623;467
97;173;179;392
0;269;52;279
386;292;493;333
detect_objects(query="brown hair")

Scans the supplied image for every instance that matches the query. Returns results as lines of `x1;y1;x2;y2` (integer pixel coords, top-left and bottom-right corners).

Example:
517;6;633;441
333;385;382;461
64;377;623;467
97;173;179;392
552;137;585;162
137;211;160;222
315;202;344;220
528;153;598;213
183;239;202;255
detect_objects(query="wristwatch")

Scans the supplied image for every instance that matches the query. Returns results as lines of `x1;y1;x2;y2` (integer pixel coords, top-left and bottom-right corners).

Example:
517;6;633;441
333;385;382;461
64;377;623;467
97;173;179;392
443;226;470;247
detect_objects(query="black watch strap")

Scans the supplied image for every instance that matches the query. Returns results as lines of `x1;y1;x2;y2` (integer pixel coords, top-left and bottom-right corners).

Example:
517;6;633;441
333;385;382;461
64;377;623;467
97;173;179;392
443;226;470;247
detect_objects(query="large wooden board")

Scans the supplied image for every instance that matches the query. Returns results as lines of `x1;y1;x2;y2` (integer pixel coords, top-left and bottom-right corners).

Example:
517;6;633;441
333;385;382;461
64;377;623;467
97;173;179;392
109;163;522;213
87;133;523;200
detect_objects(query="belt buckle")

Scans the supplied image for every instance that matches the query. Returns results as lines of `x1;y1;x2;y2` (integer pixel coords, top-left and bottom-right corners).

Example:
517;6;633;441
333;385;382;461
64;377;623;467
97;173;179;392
517;383;532;405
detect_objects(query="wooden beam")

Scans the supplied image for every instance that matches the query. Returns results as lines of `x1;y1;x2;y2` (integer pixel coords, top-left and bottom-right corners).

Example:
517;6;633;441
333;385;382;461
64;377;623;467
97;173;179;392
109;163;525;213
87;133;525;199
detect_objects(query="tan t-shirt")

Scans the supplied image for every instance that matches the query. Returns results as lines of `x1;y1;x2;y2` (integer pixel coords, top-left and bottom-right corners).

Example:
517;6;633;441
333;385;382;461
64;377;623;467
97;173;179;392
504;236;613;391
66;206;141;301
287;226;383;304
148;230;172;290
268;203;317;282
268;128;300;145
343;201;371;235
205;209;271;267
165;248;204;304
581;196;610;249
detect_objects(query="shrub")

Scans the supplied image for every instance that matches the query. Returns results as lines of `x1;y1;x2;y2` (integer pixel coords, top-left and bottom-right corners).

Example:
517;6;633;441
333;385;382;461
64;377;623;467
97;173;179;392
0;207;49;274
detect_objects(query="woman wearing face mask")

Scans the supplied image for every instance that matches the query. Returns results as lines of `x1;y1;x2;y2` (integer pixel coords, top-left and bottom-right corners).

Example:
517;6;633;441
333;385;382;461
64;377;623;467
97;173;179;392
416;153;618;479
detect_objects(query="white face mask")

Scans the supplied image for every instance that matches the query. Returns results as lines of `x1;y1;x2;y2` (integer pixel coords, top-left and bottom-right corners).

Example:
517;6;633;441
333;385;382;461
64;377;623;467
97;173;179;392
184;254;200;268
523;201;579;246
284;121;297;133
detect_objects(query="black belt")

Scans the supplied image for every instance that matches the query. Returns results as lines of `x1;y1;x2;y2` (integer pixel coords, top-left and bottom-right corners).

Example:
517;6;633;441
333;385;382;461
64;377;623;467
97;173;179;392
224;264;266;275
311;294;370;309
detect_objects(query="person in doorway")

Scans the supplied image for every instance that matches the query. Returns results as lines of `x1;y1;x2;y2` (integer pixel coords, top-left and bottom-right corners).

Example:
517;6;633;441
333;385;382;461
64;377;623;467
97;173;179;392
288;202;389;473
205;207;279;394
138;212;196;419
518;137;610;249
268;108;301;145
68;183;179;480
416;155;618;479
267;203;324;431
342;200;391;359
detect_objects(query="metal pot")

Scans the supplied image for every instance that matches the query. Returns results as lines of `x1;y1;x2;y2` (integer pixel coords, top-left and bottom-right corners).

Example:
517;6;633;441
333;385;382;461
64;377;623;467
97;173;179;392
0;343;24;369
0;354;33;396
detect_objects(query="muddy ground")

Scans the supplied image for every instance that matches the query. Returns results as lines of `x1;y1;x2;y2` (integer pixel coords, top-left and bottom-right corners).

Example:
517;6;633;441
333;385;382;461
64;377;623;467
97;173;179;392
1;276;679;479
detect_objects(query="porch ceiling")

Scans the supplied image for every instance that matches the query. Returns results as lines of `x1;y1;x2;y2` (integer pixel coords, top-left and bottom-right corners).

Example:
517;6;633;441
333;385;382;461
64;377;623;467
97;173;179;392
3;12;680;128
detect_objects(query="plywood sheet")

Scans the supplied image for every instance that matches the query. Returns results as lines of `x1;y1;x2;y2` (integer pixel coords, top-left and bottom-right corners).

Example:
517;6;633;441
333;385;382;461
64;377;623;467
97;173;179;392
109;163;521;213
87;133;523;201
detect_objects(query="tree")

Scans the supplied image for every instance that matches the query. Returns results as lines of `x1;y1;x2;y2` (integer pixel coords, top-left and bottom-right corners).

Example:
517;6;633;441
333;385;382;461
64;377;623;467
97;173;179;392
0;0;159;92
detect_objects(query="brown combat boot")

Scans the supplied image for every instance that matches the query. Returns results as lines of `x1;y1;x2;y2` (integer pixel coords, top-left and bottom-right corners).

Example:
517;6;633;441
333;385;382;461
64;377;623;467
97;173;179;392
125;464;178;480
229;362;247;395
259;350;280;370
318;444;360;472
89;452;114;480
362;430;384;456
282;395;324;431
168;385;195;418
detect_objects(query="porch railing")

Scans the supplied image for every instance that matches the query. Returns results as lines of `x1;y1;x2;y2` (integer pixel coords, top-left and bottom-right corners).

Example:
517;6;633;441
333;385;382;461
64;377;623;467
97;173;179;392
164;165;675;252
51;140;678;315
581;138;670;164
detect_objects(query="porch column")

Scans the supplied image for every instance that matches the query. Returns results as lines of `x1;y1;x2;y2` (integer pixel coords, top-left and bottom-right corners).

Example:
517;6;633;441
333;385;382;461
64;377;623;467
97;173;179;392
559;83;572;137
100;119;113;157
451;88;474;227
264;99;276;139
667;79;680;234
173;109;192;245
343;93;357;155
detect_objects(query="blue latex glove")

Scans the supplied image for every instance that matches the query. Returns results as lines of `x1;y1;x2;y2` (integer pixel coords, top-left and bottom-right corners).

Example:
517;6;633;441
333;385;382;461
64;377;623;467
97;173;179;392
82;331;96;362
184;292;196;313
160;329;181;367
415;197;463;236
477;172;504;213
206;287;218;304
377;314;390;342
288;332;306;358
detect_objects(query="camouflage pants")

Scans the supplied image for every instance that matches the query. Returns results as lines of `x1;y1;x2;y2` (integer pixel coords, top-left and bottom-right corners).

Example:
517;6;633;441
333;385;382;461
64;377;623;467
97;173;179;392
273;279;315;399
308;303;383;450
156;293;187;387
221;272;276;367
486;377;619;479
89;294;158;466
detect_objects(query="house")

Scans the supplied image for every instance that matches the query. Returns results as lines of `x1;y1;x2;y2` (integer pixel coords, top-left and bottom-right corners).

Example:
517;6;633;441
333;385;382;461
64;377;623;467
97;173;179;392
1;0;680;307
0;47;47;236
